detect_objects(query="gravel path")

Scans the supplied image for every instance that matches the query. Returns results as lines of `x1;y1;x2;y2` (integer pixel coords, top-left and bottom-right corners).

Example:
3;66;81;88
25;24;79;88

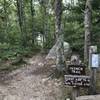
0;54;63;100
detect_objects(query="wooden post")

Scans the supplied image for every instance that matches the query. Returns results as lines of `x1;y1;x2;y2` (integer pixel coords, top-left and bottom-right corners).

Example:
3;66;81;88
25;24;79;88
70;54;80;100
89;46;97;95
90;68;97;94
72;87;79;100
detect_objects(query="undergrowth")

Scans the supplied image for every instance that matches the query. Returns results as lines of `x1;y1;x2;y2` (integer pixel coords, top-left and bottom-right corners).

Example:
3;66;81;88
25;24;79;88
0;44;41;73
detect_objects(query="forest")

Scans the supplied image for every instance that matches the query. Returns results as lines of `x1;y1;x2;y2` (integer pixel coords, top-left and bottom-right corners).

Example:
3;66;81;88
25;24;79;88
0;0;100;100
0;0;100;61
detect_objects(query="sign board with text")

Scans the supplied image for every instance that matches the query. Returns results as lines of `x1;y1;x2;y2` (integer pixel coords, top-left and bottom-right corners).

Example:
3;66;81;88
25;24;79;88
68;64;86;75
65;75;90;87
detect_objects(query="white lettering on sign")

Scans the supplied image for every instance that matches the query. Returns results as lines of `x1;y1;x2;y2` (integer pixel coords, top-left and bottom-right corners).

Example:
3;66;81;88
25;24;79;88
64;75;90;87
68;65;85;75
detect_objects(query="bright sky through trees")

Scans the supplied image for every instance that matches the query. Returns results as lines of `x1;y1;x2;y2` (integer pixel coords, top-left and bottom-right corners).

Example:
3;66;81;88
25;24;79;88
63;0;78;5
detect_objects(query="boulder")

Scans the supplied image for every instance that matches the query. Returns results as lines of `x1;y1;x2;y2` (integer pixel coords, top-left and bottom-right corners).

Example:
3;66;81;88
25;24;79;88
46;41;71;60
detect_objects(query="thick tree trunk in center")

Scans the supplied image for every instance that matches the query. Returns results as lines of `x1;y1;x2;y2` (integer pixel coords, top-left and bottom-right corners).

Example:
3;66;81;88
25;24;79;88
54;0;66;72
56;35;66;72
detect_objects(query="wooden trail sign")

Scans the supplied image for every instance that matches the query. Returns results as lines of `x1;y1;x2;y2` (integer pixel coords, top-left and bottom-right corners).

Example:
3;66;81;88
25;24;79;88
65;75;90;87
68;64;86;75
65;54;90;100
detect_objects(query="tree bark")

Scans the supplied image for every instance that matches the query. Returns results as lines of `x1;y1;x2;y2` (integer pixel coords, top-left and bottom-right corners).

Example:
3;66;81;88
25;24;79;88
39;0;49;50
3;0;8;41
54;0;66;72
30;0;35;45
16;0;27;47
84;0;92;63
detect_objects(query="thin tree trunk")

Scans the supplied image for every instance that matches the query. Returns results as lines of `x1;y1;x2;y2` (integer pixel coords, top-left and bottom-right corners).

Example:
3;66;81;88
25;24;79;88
3;0;8;41
30;0;35;45
16;0;27;47
54;0;66;72
84;0;92;63
44;3;48;44
39;0;48;50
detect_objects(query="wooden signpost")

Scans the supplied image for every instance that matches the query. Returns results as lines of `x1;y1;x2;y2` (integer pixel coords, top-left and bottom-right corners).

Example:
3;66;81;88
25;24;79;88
89;46;98;95
64;46;99;99
64;54;90;100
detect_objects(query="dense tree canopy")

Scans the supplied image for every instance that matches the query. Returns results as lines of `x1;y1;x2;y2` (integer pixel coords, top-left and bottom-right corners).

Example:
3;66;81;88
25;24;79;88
0;0;100;60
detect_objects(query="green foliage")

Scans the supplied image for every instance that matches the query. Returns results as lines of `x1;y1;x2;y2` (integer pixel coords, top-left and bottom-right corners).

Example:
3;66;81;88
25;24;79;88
63;0;100;57
0;0;100;61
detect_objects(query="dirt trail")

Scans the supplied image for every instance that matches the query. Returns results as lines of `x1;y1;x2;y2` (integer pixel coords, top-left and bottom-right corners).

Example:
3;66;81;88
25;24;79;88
0;54;63;100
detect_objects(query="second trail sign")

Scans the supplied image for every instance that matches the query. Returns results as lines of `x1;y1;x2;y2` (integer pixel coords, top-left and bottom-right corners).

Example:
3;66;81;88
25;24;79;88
65;64;90;87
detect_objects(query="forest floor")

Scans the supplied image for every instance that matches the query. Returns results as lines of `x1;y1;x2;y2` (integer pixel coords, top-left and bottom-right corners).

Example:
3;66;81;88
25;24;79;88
0;54;67;100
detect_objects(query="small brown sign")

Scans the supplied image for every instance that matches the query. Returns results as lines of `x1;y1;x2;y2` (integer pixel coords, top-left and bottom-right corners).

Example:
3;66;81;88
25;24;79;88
68;64;86;75
65;75;90;87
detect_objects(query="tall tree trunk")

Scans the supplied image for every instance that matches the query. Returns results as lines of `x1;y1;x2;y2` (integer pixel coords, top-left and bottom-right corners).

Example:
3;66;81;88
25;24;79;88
3;0;8;41
84;0;92;63
44;2;48;44
30;0;35;45
54;0;66;72
16;0;27;47
39;0;48;50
